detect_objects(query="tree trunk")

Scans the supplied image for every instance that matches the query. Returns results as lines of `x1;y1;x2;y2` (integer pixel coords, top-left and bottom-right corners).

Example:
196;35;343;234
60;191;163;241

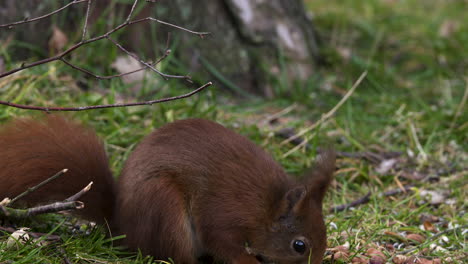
0;0;320;97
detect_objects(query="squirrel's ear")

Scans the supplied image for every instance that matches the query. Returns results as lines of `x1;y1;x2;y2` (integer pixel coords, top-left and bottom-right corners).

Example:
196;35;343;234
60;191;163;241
276;186;307;219
304;149;336;204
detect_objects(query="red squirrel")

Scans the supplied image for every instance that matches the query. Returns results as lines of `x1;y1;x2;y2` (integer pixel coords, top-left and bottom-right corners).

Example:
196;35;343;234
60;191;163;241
0;115;335;264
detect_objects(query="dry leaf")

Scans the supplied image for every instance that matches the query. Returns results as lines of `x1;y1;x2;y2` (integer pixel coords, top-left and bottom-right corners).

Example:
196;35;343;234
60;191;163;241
48;25;68;54
367;248;386;264
423;221;438;232
393;255;407;264
352;256;368;263
376;158;398;174
406;233;426;244
419;213;440;223
5;228;31;250
419;189;448;205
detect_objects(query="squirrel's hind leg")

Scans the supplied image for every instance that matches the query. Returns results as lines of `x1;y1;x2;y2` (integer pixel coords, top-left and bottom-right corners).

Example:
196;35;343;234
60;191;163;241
116;176;197;263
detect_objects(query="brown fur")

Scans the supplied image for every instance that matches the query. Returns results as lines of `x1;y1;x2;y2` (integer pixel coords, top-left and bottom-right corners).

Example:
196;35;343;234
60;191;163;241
0;115;115;223
0;116;335;264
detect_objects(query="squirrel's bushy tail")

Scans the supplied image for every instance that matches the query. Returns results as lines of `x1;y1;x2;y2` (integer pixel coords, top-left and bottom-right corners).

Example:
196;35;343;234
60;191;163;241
0;115;116;223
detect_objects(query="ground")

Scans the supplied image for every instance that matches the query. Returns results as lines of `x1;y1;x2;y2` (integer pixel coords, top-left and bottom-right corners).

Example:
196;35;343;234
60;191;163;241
0;0;466;263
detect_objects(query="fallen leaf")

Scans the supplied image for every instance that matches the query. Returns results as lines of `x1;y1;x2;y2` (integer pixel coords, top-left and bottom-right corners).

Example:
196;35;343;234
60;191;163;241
393;255;407;264
423;221;438;233
376;158;398;174
419;189;448;205
352;256;368;263
384;230;407;241
419;213;440;223
406;233;426;244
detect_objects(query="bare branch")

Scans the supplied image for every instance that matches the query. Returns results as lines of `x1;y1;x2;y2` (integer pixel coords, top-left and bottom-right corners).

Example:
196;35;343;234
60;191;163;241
0;82;212;112
60;48;170;80
8;169;68;205
0;201;83;219
108;37;189;80
0;0;212;112
81;0;93;41
65;182;93;202
281;71;368;158
330;185;414;213
0;181;93;220
0;0;89;29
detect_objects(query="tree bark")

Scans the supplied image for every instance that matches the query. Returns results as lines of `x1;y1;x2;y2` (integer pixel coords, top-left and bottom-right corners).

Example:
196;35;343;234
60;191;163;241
0;0;320;97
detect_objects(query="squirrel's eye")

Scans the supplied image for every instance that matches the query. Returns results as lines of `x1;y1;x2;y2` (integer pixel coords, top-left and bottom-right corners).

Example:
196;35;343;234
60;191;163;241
292;240;306;254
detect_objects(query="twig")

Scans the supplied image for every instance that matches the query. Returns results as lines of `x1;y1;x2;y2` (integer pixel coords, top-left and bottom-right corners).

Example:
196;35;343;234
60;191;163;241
0;0;212;112
108;36;189;80
65;182;93;202
281;71;368;158
0;0;88;29
330;192;371;213
0;201;83;219
0;181;93;219
60;48;171;80
330;185;414;213
0;4;209;80
8;169;68;205
81;0;92;41
0;82;211;111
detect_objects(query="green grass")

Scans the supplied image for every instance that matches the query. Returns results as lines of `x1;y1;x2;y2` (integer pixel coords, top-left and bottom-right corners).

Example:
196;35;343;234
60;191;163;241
1;0;467;263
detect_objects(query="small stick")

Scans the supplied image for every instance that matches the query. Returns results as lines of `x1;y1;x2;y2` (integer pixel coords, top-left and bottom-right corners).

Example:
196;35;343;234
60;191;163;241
0;181;92;219
8;169;68;205
330;192;371;213
330;185;414;213
0;0;88;28
0;82;211;111
281;71;367;146
281;71;367;158
0;201;83;219
65;182;93;202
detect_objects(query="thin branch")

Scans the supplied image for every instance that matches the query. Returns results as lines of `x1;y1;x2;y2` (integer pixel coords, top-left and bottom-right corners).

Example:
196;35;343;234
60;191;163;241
108;36;189;80
0;82;212;111
0;0;89;29
0;0;212;112
0;201;83;219
130;17;210;37
330;185;414;213
0;181;93;220
330;192;371;213
65;182;93;202
60;48;170;80
8;169;68;205
126;0;140;23
281;71;368;155
81;0;93;41
282;71;367;146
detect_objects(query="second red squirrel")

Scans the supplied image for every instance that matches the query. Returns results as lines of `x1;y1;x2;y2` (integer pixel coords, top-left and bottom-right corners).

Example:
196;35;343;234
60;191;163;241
0;115;335;264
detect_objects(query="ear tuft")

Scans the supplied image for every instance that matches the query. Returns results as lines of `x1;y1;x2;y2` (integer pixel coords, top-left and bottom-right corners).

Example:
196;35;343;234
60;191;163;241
276;186;307;219
304;149;336;203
